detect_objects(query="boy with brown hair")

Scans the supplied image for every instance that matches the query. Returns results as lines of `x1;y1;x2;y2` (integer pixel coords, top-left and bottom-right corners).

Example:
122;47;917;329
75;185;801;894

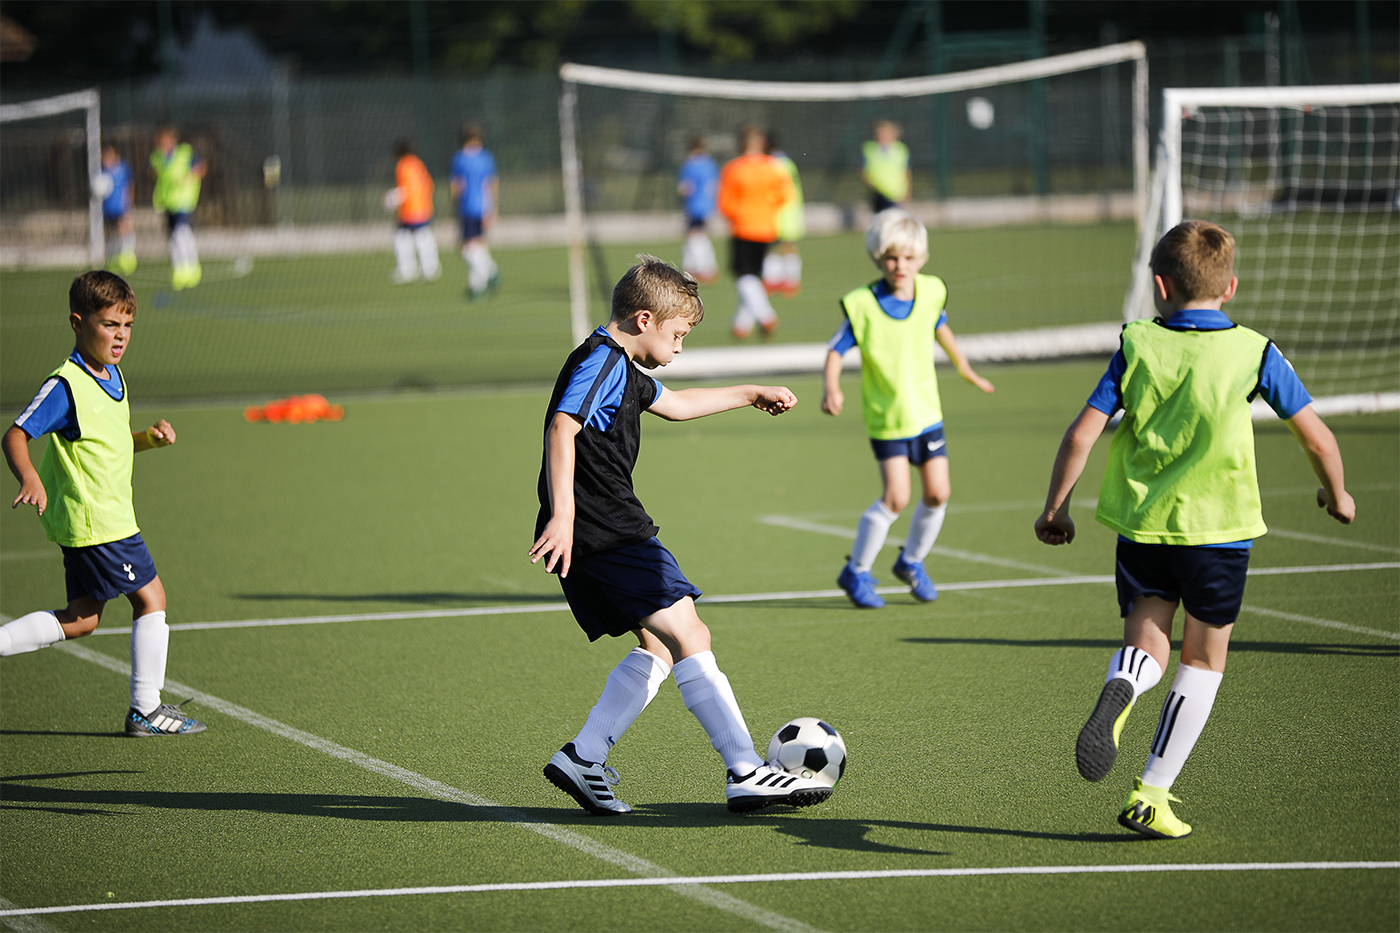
1035;220;1353;838
530;255;830;814
2;271;204;736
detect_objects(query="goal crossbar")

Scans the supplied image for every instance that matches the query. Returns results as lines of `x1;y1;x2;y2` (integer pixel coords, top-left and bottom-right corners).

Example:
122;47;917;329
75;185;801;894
0;88;103;266
558;43;1149;345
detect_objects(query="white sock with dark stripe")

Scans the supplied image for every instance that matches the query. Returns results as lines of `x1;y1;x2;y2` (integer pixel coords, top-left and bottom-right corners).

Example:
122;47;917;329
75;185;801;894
574;648;671;763
851;500;899;573
1141;664;1223;790
0;611;64;656
130;611;169;714
903;501;947;563
673;650;764;776
1105;646;1163;699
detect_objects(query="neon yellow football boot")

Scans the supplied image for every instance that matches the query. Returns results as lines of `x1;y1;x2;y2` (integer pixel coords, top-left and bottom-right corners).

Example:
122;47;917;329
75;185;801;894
1118;777;1192;839
1076;678;1135;781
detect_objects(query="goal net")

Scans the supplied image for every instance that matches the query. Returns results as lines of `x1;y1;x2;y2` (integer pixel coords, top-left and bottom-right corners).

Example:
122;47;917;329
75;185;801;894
1132;84;1400;412
0;89;103;267
558;42;1149;346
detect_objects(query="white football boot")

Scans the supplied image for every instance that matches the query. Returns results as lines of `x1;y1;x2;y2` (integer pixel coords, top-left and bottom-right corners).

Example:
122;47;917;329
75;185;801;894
544;743;631;815
725;764;832;813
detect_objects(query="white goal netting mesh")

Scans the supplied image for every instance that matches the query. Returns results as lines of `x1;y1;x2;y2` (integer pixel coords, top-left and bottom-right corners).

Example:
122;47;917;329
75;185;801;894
1169;89;1400;400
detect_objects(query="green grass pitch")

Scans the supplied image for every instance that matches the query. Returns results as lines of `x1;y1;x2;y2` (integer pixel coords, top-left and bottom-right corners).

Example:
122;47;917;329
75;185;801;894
1;349;1396;930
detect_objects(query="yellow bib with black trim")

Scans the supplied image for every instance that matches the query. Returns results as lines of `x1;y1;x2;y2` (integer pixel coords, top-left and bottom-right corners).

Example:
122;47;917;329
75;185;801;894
37;359;139;547
1095;319;1270;545
842;274;947;440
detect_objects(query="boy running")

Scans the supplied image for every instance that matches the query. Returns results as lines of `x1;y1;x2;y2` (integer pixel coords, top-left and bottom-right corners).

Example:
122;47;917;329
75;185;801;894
1035;220;1354;838
530;255;830;814
1;271;205;737
823;209;994;608
450;123;500;300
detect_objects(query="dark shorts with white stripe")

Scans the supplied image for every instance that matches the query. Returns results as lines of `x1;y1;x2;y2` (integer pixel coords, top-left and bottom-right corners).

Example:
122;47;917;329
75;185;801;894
1114;539;1250;626
869;424;947;465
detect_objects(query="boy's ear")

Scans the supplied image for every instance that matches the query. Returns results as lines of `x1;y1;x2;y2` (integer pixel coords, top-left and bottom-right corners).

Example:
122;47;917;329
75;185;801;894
1220;275;1239;303
69;312;84;335
1153;274;1174;303
634;309;653;331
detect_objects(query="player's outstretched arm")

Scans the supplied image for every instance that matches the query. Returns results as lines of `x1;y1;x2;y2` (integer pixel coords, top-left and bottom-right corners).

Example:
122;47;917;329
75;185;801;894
1035;405;1110;545
935;324;994;394
133;419;176;452
1285;405;1355;524
649;385;797;422
529;412;582;577
821;348;844;416
3;425;47;515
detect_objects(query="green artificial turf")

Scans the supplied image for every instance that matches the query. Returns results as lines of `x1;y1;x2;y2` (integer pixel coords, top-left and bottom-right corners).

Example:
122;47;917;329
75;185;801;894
1;360;1396;931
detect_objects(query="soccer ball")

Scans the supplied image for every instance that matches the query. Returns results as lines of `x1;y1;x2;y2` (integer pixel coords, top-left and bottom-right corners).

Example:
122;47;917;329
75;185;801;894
766;717;846;787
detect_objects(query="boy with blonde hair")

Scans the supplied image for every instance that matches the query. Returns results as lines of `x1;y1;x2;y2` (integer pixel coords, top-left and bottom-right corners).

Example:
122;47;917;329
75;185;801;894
530;255;830;814
2;271;204;736
1035;220;1353;838
861;119;911;213
823;209;994;608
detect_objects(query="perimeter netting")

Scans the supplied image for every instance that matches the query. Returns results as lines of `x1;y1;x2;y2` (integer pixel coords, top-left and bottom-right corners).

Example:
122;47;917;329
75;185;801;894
1159;86;1400;402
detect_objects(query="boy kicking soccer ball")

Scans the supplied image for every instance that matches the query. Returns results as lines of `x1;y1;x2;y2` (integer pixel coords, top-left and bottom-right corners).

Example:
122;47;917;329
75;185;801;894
2;271;204;737
530;255;830;814
823;208;994;608
1035;220;1353;838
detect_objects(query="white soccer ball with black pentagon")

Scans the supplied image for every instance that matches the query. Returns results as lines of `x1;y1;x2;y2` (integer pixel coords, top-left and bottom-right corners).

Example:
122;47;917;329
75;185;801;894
766;718;846;787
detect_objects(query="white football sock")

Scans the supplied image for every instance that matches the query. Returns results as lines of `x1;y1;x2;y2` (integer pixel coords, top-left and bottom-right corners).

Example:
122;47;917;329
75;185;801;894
573;648;671;763
171;223;199;267
0;611;65;656
129;611;170;714
902;501;947;562
1141;664;1223;790
762;252;783;287
851;499;899;574
682;234;716;279
736;274;776;325
673;650;764;776
393;228;419;279
414;226;441;280
783;252;802;286
1105;646;1163;699
463;241;497;293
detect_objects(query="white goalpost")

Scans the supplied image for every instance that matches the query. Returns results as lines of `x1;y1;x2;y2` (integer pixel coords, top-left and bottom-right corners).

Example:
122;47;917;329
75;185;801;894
558;41;1150;347
1128;84;1400;415
0;89;103;267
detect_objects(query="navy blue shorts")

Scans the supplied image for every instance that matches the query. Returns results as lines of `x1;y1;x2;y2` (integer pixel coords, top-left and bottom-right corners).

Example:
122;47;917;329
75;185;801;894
686;214;708;231
559;538;702;642
163;212;192;235
459;215;485;241
870;424;947;465
61;533;158;604
1114;539;1250;627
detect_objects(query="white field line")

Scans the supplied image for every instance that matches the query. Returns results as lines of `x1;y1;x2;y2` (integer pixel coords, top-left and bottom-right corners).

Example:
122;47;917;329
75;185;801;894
72;562;1400;638
35;641;822;933
756;514;1075;577
1266;527;1400;554
0;896;63;932
2;861;1396;919
1237;604;1400;641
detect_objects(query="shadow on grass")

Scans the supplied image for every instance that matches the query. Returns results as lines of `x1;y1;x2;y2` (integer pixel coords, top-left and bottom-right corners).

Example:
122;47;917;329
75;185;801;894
0;776;1141;850
231;592;564;607
902;636;1398;657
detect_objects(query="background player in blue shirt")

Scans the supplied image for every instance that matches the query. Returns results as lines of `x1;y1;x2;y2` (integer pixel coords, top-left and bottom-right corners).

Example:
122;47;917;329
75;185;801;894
97;142;136;274
677;135;719;284
450;123;500;300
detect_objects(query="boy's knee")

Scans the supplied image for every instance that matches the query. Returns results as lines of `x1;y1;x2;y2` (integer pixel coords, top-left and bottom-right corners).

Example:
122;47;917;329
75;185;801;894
57;614;100;638
882;493;908;514
922;490;948;508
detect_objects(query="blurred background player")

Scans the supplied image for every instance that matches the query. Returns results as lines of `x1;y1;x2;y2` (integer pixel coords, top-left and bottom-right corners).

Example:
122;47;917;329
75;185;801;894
450;123;500;300
861;119;911;213
97;142;136;275
717;124;792;339
1;271;204;737
386;139;441;284
1035;220;1354;840
676;135;719;284
762;134;804;297
823;209;994;609
150;126;205;290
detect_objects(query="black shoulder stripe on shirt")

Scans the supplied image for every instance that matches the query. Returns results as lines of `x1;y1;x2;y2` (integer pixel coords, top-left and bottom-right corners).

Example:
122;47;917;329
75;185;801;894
578;346;625;421
1248;340;1273;402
